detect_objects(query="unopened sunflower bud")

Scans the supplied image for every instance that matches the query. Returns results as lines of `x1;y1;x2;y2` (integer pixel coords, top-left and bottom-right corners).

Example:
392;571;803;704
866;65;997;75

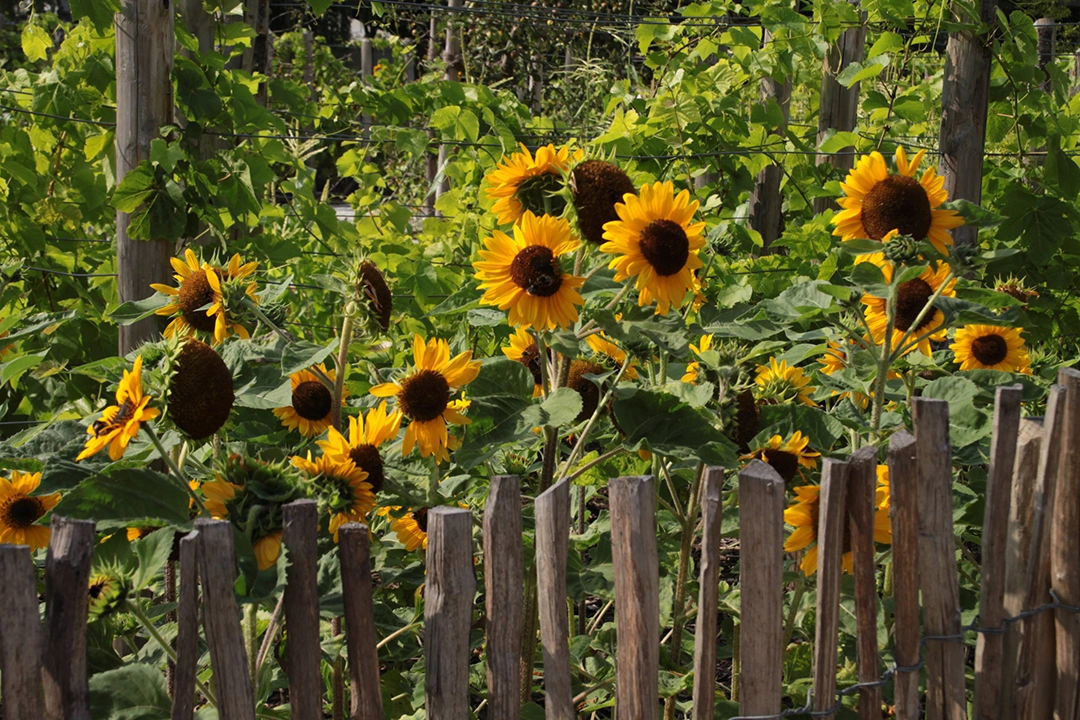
882;234;920;266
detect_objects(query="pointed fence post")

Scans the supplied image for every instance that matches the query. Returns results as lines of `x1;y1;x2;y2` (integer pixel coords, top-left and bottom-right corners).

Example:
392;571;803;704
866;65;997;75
1053;369;1080;720
43;517;95;720
888;431;920;720
848;446;882;718
691;467;725;720
811;459;849;714
485;476;524;719
535;478;572;720
0;545;44;720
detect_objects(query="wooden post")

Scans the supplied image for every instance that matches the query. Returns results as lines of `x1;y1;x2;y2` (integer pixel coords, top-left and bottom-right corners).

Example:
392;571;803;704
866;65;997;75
171;532;201;720
178;0;213;57
43;517;94;720
1036;18;1057;93
938;0;997;247
485;476;524;719
248;0;272;106
0;545;44;720
913;398;968;720
1053;369;1080;720
691;467;725;720
848;446;882;718
813;1;866;215
534;479;572;720
434;0;461;209
888;431;920;720
195;520;256;720
425;507;476;719
748;32;791;249
1072;49;1080;97
811;459;849;714
339;524;383;720
972;385;1023;720
115;0;175;354
737;460;785;716
425;13;438;217
610;476;660;720
282;501;322;720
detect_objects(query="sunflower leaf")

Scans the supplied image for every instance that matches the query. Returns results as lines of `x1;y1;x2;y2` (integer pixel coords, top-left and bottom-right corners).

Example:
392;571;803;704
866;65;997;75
88;664;171;720
131;528;177;592
280;338;340;377
110;295;170;325
521;387;582;429
53;468;193;531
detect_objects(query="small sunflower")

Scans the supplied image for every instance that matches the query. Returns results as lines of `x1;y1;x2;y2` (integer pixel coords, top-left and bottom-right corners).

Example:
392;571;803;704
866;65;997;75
743;431;820;483
151;250;259;345
484;143;582;225
389;507;429;552
502;327;545;396
77;355;160;462
292;452;375;541
254;532;282;572
87;572;127;620
832;147;964;253
585;330;639;381
681;334;713;384
755;358;817;407
273;364;345;438
860;253;956;356
126;526;159;542
474;211;585;331
318;402;402;495
0;471;61;550
371;335;481;459
600;181;707;316
201;479;238;519
571;159;636;244
995;275;1039;308
950;325;1032;374
784;485;853;577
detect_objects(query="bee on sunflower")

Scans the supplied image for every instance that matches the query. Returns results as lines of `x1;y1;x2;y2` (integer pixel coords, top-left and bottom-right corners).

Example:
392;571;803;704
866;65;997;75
0;470;61;550
292;452;374;541
859;251;956;357
317;402;402;496
151;250;259;345
77;355;159;462
273;364;345;438
950;325;1032;374
743;431;820;483
484;143;582;225
755;357;817;407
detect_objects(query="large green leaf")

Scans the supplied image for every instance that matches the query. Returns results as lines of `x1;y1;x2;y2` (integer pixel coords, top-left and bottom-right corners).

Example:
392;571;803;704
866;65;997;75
521;387;583;429
456;358;535;469
54;468;192;531
88;664;171;720
611;388;737;464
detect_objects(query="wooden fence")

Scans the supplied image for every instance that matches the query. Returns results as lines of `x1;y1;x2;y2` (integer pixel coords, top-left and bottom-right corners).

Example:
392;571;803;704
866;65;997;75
1;369;1079;719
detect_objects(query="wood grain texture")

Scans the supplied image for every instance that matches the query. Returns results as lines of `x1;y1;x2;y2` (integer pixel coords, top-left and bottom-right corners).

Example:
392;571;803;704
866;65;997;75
737;460;785;716
1053;368;1080;720
691;467;725;720
43;516;94;720
913;398;967;720
484;476;524;719
195;520;256;720
972;385;1023;720
0;545;44;720
534;478;571;720
425;507;476;720
888;431;920;720
282;500;322;720
610;475;661;720
848;446;882;719
812;459;849;714
747;30;792;248
339;524;383;720
171;532;201;720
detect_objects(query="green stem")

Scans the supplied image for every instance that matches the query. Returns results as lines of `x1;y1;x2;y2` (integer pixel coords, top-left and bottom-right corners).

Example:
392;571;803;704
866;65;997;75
731;622;741;702
126;599;219;706
870;292;896;438
667;462;705;708
781;578;806;651
145;425;207;515
246;604;259;691
556;354;634;482
428;457;440;507
333;314;355;432
244;298;336;390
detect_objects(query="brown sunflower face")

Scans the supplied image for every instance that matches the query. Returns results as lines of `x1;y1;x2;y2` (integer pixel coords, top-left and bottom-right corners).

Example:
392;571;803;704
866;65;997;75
169;339;234;440
571;159;636;244
971;333;1009;365
178;269;219;332
764;451;799;483
349;444;385;493
568;360;605;424
293;381;333;421
399;369;450;422
894;278;935;332
733;389;759;453
2;494;46;529
640;220;690;276
412;507;429;533
860;175;932;241
515;173;566;218
91;397;136;438
359;261;393;332
510;246;564;297
517;343;544;386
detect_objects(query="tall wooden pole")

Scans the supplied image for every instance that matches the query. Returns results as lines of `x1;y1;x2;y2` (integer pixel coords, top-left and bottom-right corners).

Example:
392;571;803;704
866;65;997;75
748;31;791;249
115;0;175;354
435;0;461;208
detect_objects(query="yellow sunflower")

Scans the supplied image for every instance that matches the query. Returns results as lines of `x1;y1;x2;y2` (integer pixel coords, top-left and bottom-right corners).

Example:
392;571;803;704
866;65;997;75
0;471;61;550
272;364;345;438
743;431;820;483
755;357;817;407
151;250;259;345
292;452;375;541
784;485;853;577
585;330;639;381
860;253;956;356
77;355;160;462
484;143;582;225
832;147;964;253
681;334;713;383
200;479;238;519
874;465;893;544
502;327;545;396
254;532;282;571
371;334;481;460
126;526;159;542
474;211;585;331
600;180;707;316
317;402;402;494
950;325;1032;374
389;507;429;552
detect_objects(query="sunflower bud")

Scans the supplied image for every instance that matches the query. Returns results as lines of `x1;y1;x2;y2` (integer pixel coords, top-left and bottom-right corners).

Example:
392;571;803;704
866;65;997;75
882;234;920;266
88;571;128;620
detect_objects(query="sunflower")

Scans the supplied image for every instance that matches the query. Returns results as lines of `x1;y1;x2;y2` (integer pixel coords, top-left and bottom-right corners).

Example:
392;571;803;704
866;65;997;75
253;532;283;571
318;402;402;494
681;334;713;383
389;507;429;552
502;327;545;396
77;355;160;462
358;260;393;333
484;143;582;225
151;250;259;345
292;452;375;541
167;338;234;440
273;364;345;438
567;360;606;424
0;471;61;550
950;325;1032;374
755;358;817;407
200;479;239;519
126;526;159;542
571;159;636;244
861;253;956;356
474;211;585;331
371;335;481;459
874;465;893;544
88;573;127;619
832;147;964;253
600;181;707;316
585;330;639;380
743;431;820;483
784;485;853;577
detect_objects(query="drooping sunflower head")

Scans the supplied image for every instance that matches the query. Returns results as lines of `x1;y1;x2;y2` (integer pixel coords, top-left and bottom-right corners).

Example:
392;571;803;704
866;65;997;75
389;506;430;552
357;259;393;333
292;451;374;540
0;470;61;550
755;358;817;407
860;253;957;357
744;431;820;483
600;180;707;316
273;364;343;438
475;211;585;331
950;325;1032;374
730;389;760;454
484;143;582;225
567;360;606;424
783;485;853;576
571;159;636;244
77;355;160;462
165;338;234;440
317;403;402;495
995;275;1040;308
152;250;259;345
502;326;545;395
88;570;128;620
585;331;639;381
832;147;964;253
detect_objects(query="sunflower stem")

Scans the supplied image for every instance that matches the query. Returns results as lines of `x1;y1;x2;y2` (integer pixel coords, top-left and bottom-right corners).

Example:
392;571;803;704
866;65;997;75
246;603;259;691
556;353;633;483
333;314;355;432
574;283;632;340
667;461;704;691
890;270;956;359
126;598;219;707
243;299;336;391
781;577;807;650
145;425;207;515
428;457;440;506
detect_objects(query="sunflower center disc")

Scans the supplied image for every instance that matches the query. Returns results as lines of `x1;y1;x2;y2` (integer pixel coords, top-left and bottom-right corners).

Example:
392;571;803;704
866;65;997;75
89;579;108;600
971;334;1009;365
895;278;935;332
860;175;932;241
571;159;636;244
178;269;219;332
510;245;564;297
568;361;604;423
515;172;567;217
292;381;333;421
764;450;799;483
399;369;451;423
349;444;385;493
640;219;690;276
733;390;760;453
4;496;44;528
412;507;430;533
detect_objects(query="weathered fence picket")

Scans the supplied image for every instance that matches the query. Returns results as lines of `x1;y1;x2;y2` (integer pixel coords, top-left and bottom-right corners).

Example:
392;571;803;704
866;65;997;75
848;446;882;719
691;467;725;720
43;516;95;720
534;478;573;720
812;459;848;714
0;544;44;720
484;475;525;719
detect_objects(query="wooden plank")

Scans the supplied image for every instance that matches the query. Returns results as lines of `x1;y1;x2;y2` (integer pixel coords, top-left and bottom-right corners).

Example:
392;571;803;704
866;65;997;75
913;397;967;720
812;459;849;714
282;500;322;720
1036;18;1057;92
171;532;201;720
972;385;1024;720
485;476;524;719
339;524;383;720
691;467;725;720
1053;368;1080;720
610;475;661;720
177;0;213;56
195;520;256;720
43;516;94;720
737;460;785;716
1002;418;1044;718
534;478;571;720
848;446;882;719
889;431;921;720
747;30;792;249
0;545;44;720
425;507;476;720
